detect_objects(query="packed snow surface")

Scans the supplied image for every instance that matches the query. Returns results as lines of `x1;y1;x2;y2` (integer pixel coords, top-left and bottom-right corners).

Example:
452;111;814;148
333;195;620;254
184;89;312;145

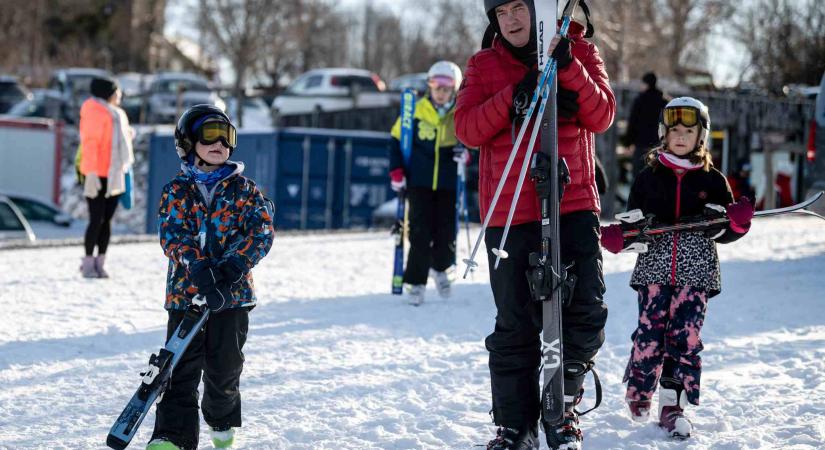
1;216;824;449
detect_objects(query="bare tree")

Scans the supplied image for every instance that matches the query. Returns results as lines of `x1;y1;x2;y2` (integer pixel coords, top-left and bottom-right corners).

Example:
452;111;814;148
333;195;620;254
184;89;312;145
733;0;825;93
198;0;279;126
591;0;735;85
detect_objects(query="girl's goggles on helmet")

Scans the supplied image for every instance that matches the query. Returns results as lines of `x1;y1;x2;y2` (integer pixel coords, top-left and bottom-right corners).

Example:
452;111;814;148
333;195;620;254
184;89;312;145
662;106;706;129
196;121;237;149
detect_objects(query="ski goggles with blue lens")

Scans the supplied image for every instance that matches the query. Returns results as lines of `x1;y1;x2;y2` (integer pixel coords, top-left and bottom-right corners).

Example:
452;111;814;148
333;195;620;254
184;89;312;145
195;121;237;149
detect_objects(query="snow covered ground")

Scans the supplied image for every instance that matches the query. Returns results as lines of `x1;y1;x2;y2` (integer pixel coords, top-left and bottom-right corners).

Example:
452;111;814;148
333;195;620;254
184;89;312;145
1;216;824;449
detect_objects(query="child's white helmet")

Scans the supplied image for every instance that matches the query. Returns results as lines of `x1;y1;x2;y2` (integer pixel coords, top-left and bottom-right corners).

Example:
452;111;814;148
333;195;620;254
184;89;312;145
427;61;463;92
658;97;711;149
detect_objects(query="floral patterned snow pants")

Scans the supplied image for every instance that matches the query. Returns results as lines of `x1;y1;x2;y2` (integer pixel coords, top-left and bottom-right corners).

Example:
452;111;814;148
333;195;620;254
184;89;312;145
624;284;708;405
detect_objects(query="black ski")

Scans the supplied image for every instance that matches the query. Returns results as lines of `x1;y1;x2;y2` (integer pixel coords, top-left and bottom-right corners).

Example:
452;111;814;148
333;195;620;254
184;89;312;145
618;191;824;246
106;304;210;449
528;0;580;427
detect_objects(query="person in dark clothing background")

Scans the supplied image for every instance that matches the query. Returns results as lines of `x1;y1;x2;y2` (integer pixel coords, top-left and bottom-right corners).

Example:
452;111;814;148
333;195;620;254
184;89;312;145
623;72;669;178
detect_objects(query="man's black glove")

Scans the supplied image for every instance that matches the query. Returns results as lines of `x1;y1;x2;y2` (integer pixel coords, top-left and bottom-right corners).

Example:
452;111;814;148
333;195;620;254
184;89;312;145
557;86;579;118
512;69;539;122
551;37;573;69
190;266;232;313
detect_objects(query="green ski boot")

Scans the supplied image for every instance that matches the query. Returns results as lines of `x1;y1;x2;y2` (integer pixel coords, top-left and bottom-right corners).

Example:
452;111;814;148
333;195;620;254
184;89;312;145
210;427;235;448
146;439;181;450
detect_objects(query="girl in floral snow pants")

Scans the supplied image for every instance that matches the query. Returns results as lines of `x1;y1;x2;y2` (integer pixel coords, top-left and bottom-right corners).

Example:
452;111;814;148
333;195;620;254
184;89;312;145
623;284;707;407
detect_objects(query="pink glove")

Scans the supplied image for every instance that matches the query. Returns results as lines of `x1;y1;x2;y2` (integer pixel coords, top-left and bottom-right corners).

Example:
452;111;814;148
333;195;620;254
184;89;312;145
726;196;754;233
600;224;625;254
390;168;406;192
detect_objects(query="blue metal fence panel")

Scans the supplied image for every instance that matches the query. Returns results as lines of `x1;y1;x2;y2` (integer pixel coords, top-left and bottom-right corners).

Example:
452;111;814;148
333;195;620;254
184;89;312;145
145;127;394;233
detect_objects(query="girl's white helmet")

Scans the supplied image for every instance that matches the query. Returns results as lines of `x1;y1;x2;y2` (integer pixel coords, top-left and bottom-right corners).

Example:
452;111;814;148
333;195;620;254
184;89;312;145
427;61;463;91
658;96;711;148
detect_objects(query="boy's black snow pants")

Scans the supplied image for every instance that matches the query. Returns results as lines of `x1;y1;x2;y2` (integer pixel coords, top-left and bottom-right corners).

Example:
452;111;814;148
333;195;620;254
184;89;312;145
150;307;249;450
403;187;457;285
484;211;608;428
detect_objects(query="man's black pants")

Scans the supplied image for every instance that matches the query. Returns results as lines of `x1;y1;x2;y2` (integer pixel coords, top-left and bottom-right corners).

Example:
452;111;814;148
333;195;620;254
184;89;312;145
484;211;608;427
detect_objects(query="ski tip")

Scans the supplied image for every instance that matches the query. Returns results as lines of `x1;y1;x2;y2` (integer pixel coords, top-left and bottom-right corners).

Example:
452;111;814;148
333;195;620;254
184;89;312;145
106;434;129;450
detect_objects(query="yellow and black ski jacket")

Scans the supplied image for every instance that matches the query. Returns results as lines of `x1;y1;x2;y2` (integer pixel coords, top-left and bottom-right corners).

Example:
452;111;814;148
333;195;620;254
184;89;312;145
390;96;459;191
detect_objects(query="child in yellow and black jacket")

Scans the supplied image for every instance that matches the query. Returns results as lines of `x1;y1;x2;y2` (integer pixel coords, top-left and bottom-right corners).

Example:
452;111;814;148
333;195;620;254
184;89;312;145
389;60;470;306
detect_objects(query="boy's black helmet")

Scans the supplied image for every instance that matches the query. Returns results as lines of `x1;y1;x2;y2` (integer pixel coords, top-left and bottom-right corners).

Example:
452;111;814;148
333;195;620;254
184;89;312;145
174;104;234;160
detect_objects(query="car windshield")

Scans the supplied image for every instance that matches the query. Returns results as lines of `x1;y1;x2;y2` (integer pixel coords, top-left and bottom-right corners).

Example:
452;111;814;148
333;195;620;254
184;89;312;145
0;82;26;97
0;203;25;231
67;75;98;96
8;197;57;222
153;79;210;94
5;97;40;116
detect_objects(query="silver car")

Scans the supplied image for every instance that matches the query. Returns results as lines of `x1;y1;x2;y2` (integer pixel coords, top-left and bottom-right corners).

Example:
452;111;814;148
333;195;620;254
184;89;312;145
145;72;226;123
0;195;35;243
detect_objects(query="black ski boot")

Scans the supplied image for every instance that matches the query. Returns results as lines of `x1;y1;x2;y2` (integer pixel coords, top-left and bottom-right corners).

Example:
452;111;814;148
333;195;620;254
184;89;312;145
543;406;582;450
486;424;539;450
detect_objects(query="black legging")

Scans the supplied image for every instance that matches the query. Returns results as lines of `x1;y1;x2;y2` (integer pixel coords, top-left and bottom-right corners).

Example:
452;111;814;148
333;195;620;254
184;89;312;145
84;177;121;256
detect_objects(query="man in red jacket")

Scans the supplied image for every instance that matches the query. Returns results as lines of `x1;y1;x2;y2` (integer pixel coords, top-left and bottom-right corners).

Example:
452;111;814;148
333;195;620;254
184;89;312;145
455;1;614;448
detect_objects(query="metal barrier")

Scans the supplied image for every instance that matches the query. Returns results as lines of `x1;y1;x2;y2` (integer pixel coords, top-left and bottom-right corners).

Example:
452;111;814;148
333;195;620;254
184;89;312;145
145;128;400;233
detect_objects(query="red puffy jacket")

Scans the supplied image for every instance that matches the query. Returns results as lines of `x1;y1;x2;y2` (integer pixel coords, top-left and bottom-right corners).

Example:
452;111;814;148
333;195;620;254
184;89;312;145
456;23;615;227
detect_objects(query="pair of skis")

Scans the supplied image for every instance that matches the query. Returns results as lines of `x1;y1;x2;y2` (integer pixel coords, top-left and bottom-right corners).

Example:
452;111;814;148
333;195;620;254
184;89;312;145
391;89;416;295
462;0;581;425
615;191;825;250
106;300;210;449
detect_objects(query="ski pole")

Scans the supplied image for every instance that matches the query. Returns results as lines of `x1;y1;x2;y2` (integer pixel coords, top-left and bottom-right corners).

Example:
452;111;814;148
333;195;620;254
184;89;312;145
490;13;576;269
462;11;578;277
492;80;553;268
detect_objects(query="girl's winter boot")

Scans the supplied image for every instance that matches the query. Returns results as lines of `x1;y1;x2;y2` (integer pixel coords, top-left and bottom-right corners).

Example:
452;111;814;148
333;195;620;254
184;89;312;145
658;377;692;439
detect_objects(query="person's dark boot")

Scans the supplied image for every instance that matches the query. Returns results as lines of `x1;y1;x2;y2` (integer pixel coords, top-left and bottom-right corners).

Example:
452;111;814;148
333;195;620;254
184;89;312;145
543;403;583;450
486;424;539;450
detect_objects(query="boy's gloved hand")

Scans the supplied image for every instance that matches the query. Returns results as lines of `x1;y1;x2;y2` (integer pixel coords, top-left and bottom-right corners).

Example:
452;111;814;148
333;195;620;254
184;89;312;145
390;168;406;192
726;196;755;233
600;224;625;254
217;259;246;286
190;266;232;312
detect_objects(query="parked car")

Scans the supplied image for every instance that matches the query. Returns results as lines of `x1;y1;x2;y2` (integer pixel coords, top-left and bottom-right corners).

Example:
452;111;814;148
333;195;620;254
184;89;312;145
271;68;391;118
0;75;32;114
388;72;428;95
3;88;71;122
47;67;112;123
144;72;226;123
226;96;273;129
0;195;35;242
115;72;154;97
1;191;72;226
0;191;82;240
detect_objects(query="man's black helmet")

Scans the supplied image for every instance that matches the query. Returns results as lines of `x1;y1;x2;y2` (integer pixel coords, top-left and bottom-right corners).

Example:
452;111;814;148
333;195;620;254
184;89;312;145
484;0;518;15
174;104;234;161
